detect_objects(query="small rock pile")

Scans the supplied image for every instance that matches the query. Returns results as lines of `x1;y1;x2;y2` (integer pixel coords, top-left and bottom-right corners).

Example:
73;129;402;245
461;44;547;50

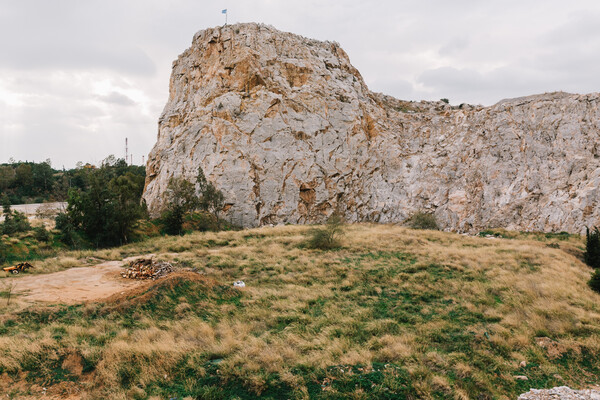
121;258;174;280
519;386;600;400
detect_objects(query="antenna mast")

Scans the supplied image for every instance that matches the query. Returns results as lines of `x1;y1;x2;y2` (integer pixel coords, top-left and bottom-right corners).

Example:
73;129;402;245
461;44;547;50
125;138;128;163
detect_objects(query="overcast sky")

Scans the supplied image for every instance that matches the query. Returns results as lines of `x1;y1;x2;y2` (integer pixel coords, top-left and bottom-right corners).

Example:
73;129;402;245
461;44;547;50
1;0;599;168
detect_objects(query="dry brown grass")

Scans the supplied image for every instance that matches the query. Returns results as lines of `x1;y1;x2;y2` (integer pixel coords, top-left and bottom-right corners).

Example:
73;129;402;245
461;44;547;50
0;224;598;398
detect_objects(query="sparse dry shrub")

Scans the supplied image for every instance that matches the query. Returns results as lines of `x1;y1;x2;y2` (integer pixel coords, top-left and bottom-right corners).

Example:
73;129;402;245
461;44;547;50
127;386;147;400
431;374;451;393
376;334;415;361
406;211;439;230
0;224;598;398
174;302;192;315
306;213;345;250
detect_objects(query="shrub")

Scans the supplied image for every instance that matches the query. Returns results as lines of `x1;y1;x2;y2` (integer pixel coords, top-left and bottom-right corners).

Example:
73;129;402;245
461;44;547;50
307;214;345;250
0;236;7;263
33;226;50;242
1;210;31;235
584;227;600;269
589;269;600;293
131;220;161;241
55;212;85;249
406;212;439;230
182;212;219;232
161;207;185;235
0;195;31;235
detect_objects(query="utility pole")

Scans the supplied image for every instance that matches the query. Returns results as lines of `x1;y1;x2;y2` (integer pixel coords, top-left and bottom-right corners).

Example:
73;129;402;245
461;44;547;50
125;138;128;163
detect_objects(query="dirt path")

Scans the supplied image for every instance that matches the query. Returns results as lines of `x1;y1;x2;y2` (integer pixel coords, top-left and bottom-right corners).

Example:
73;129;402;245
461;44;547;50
8;256;150;304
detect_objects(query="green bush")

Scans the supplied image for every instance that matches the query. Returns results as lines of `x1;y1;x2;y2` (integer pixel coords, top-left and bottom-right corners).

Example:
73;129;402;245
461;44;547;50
585;227;600;269
183;212;219;232
1;210;31;235
589;269;600;293
307;214;345;250
161;206;185;236
406;212;439;230
33;226;50;242
55;212;86;249
0;195;31;235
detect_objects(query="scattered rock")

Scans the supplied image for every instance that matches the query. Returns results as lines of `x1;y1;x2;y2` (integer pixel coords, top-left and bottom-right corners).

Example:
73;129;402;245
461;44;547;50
514;375;529;381
520;361;527;368
233;280;246;288
519;386;600;399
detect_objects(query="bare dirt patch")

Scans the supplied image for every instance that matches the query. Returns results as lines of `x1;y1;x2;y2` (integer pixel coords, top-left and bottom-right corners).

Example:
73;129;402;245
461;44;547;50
7;256;152;304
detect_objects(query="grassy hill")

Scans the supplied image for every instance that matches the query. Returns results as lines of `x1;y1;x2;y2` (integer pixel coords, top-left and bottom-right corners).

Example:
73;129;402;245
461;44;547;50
0;224;598;399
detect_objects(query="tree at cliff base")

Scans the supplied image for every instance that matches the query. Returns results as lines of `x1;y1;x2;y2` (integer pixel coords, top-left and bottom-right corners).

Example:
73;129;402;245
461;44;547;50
585;227;600;269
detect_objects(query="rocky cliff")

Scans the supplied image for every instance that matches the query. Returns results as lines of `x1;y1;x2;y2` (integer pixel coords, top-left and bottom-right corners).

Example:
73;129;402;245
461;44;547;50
144;23;600;233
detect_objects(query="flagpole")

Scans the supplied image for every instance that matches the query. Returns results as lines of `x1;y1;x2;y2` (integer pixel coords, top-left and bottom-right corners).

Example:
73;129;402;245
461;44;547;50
221;9;228;26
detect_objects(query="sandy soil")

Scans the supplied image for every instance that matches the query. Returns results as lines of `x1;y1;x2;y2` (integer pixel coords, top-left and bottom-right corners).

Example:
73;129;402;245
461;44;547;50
8;256;149;304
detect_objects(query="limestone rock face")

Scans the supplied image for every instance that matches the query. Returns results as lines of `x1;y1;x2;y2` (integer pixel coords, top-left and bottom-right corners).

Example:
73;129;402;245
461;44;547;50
144;23;600;233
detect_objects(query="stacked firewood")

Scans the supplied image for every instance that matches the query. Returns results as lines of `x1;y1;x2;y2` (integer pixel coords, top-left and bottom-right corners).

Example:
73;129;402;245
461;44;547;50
121;258;174;280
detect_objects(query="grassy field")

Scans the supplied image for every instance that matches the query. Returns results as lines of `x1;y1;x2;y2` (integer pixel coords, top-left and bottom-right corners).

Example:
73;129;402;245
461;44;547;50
0;224;598;399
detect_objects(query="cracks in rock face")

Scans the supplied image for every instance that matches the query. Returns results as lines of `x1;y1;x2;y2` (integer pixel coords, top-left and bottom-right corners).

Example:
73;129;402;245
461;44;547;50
299;182;317;204
249;160;262;219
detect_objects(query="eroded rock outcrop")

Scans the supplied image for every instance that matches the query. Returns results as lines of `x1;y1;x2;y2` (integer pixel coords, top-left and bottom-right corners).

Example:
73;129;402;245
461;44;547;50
144;23;600;232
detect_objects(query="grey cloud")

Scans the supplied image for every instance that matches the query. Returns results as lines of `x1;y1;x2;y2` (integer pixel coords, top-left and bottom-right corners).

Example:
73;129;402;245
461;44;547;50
417;66;557;105
540;12;600;46
0;1;156;75
439;37;470;57
97;92;136;106
2;0;600;166
0;41;156;76
1;98;153;167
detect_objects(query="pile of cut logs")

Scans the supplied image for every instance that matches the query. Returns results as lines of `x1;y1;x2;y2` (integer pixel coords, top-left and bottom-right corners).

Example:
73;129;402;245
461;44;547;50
121;258;174;280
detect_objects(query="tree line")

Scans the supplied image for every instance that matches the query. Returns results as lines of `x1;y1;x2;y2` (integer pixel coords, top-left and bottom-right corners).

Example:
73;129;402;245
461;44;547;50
56;160;226;247
0;157;145;204
1;154;227;263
